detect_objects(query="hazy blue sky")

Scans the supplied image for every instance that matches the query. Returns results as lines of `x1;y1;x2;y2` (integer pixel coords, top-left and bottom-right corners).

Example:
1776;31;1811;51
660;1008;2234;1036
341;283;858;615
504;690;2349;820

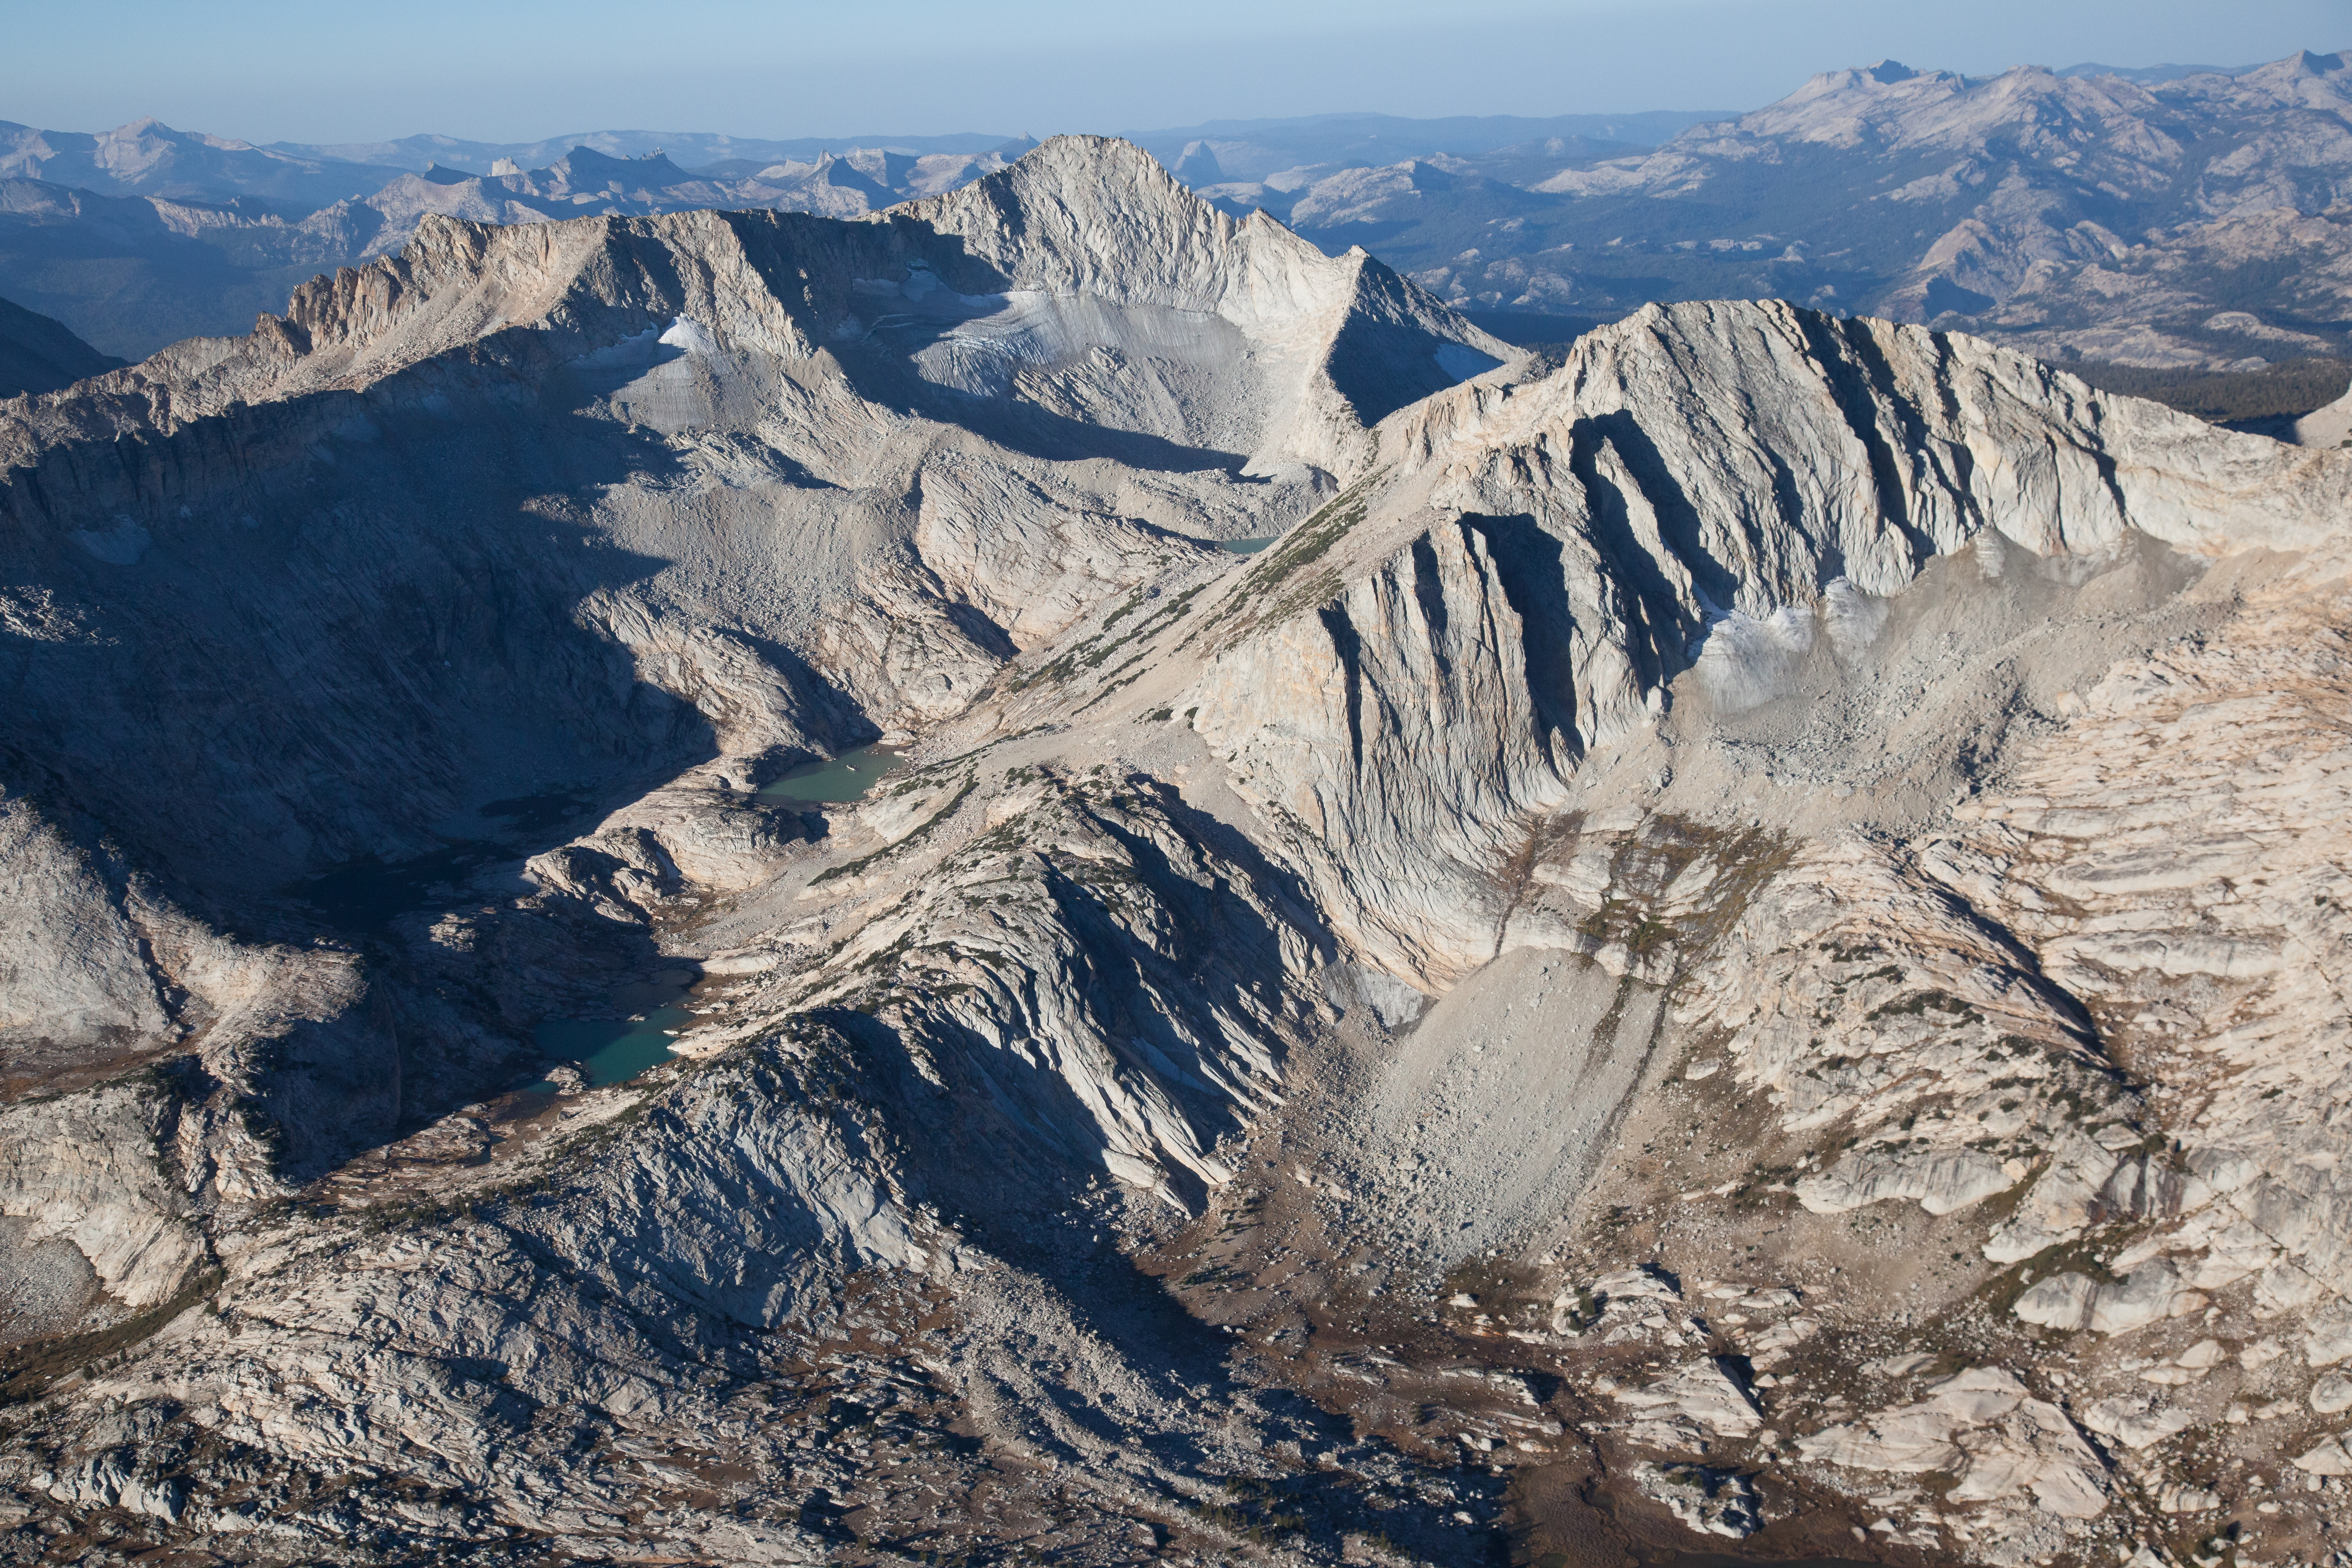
5;0;2345;143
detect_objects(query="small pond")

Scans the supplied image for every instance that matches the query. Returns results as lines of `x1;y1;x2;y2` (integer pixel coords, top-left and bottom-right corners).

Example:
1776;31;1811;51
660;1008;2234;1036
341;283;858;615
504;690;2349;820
1220;536;1277;554
530;971;697;1091
758;742;905;805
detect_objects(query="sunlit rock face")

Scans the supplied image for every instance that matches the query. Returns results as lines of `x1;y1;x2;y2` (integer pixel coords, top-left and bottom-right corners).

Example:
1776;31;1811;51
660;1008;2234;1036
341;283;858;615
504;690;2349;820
4;136;2352;1568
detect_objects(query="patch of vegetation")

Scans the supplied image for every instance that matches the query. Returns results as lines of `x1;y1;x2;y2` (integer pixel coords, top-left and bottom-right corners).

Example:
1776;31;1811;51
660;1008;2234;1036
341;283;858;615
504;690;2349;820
1867;989;1983;1024
1239;474;1382;596
358;1185;513;1235
1010;583;1205;692
0;1266;226;1406
1974;1231;2130;1321
1557;1285;1602;1333
2069;356;2350;425
1098;585;1151;633
1554;817;1796;977
1187;471;1389;650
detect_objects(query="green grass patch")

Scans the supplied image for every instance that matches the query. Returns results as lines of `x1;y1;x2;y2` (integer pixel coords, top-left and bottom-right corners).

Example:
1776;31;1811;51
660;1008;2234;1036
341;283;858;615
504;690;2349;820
0;1265;225;1406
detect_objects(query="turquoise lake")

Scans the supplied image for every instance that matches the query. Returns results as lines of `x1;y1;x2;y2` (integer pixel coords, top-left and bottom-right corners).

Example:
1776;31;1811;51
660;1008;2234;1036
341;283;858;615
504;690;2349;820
758;742;905;804
531;972;697;1090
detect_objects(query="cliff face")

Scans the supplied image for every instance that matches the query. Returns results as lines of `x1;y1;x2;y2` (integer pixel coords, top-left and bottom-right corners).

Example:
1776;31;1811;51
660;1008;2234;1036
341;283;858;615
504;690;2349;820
1185;301;2349;984
7;144;2352;1567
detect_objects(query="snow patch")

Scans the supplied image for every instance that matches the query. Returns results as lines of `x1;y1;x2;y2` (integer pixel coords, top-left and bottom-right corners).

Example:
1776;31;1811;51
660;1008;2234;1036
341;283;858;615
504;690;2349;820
1692;604;1816;712
658;317;720;356
1434;342;1503;382
69;518;151;566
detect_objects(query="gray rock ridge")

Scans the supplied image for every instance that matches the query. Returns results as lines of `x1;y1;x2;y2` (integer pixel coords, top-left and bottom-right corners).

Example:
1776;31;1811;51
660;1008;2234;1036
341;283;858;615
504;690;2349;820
1180;299;2351;983
9;248;2352;1563
2;137;1508;472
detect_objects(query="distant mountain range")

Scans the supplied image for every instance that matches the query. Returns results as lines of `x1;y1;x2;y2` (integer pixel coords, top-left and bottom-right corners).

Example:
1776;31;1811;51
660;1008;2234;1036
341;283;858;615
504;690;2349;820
1189;50;2352;374
260;112;1723;181
270;128;1021;175
2;52;2347;381
0;112;1717;220
2054;60;2269;83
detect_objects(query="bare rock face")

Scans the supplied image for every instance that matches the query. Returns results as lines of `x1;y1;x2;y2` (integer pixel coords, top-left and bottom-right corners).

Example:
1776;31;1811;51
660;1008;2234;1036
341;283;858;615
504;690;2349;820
1186;299;2348;984
1630;1459;1761;1537
0;793;173;1055
1800;1367;2110;1522
2295;382;2352;448
7;142;2352;1567
0;1082;204;1317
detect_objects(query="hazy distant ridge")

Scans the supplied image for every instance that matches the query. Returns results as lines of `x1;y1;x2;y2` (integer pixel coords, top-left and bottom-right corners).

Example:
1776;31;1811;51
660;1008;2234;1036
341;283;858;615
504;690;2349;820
5;49;2346;375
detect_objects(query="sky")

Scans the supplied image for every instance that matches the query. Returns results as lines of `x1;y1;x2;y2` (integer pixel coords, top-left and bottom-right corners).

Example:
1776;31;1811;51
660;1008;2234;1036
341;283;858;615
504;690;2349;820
3;0;2345;144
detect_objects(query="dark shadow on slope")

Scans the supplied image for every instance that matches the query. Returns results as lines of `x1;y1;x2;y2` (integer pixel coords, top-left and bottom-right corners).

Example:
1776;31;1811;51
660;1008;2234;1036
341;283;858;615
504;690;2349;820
1924;276;1996;318
829;326;1257;477
0;374;877;1181
939;600;1021;663
800;771;1337;1252
1576;410;1740;619
1126;777;1338;962
299;842;535;934
1562;420;1707;689
1325;310;1495;429
3;383;729;903
1457;513;1582;766
1318;604;1368;771
799;999;1514;1561
862;830;1304;1216
1792;310;1942;573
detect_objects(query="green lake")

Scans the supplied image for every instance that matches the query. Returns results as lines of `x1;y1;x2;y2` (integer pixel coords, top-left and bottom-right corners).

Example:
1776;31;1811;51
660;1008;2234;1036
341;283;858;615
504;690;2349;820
758;742;905;804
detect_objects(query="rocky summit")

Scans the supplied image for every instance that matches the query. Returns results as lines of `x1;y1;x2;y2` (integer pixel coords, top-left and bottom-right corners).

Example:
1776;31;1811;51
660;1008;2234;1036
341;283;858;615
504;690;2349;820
14;49;2352;388
3;132;2352;1568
